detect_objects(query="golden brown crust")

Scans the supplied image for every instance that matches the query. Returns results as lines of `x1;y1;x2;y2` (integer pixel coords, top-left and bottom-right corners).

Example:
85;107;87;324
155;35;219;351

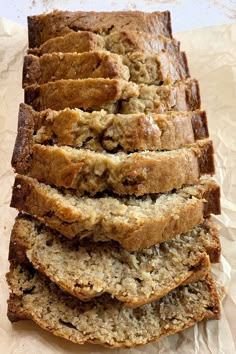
9;227;29;266
23;55;41;87
11;104;34;173
197;139;215;174
201;218;221;263
28;10;172;48
10;175;221;251
12;140;215;196
7;293;30;322
191;110;209;139
203;182;221;216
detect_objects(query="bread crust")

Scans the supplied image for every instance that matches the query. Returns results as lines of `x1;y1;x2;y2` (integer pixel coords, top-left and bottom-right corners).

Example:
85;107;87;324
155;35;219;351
191;110;209;139
24;78;200;112
12;140;215;196
28;10;172;48
10;175;221;251
201;219;221;263
11;104;34;173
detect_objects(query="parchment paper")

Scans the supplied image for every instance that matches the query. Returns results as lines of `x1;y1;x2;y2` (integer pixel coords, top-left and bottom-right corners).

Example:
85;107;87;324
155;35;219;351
0;17;235;354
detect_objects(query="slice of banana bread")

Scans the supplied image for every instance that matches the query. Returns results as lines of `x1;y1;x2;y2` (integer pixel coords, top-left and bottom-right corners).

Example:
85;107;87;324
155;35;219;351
24;78;200;112
10;215;220;307
7;263;220;348
28;10;172;48
23;52;129;87
13;104;209;153
11;175;220;251
12;140;214;196
23;51;189;87
29;31;179;56
24;78;139;112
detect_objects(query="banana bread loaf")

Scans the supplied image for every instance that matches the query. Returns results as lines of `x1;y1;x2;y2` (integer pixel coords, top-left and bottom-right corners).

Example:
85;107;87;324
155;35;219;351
7;8;221;349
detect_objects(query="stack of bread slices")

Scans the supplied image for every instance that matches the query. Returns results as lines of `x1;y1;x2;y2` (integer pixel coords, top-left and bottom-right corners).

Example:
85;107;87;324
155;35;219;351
7;10;222;348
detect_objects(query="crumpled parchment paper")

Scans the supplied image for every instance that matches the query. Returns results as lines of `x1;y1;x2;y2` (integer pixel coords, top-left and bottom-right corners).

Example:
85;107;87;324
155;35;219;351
0;17;235;354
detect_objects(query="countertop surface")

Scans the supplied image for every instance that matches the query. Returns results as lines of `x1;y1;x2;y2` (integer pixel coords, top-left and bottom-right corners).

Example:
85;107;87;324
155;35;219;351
2;0;236;32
